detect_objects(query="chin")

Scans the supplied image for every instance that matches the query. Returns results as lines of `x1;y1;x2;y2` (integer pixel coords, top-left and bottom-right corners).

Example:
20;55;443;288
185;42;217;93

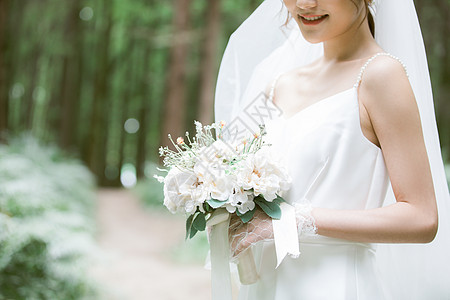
303;36;323;44
299;32;324;44
296;27;324;44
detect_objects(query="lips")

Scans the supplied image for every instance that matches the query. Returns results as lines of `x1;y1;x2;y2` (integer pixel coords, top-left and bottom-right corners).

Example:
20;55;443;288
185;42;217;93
298;14;328;25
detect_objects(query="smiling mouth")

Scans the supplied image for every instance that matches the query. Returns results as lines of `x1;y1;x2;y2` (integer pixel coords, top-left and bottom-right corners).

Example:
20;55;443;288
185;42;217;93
298;14;328;25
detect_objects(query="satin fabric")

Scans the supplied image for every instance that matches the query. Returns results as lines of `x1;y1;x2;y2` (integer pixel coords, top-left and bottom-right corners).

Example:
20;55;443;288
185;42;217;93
216;0;450;298
238;79;391;299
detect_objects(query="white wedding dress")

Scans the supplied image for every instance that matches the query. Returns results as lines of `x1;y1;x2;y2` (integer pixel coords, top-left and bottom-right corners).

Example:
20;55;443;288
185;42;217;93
237;53;398;300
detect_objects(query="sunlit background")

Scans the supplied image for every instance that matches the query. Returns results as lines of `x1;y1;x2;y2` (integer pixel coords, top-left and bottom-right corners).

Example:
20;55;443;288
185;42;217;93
0;0;448;299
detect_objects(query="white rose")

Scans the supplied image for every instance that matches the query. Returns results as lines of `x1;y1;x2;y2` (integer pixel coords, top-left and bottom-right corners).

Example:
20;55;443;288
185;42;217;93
208;173;235;201
163;168;207;214
237;148;291;201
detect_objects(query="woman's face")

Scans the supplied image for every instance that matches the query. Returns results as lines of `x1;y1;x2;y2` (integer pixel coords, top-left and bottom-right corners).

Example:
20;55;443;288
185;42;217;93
283;0;365;44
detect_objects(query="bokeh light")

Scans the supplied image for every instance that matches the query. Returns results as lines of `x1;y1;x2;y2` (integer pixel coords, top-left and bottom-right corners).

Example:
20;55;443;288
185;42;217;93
79;7;94;21
124;118;140;134
10;83;24;99
120;163;137;188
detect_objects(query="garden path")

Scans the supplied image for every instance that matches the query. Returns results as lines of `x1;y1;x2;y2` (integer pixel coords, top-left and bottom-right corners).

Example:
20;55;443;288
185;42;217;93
90;188;211;300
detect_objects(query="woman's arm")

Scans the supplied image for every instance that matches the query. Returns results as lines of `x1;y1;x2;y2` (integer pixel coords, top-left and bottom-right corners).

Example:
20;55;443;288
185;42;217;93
313;56;438;244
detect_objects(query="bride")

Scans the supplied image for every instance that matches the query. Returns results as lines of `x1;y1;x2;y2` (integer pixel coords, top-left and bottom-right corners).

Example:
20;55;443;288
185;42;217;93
215;0;450;299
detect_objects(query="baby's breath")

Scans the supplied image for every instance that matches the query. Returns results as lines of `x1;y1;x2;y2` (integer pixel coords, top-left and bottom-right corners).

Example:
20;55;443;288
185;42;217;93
158;121;268;175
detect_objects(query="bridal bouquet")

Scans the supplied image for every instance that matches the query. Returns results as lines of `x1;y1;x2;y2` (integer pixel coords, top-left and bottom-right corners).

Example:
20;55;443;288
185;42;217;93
155;120;291;286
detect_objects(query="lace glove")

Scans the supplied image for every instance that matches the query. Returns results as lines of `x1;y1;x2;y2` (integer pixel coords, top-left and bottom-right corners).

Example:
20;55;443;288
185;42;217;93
229;204;318;259
229;209;274;259
294;203;318;237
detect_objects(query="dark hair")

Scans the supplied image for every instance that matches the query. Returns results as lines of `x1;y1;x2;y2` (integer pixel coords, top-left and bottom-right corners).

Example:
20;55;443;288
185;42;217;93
367;6;375;37
284;0;375;37
353;0;375;37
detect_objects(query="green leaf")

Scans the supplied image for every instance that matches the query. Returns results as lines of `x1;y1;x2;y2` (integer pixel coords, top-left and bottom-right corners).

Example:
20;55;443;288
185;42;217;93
190;226;199;239
206;198;227;209
193;213;206;231
272;195;285;204
185;214;195;240
204;202;213;213
236;209;256;223
255;197;282;220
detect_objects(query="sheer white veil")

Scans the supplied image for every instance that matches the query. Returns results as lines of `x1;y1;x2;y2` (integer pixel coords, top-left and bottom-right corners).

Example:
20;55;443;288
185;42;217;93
214;0;450;298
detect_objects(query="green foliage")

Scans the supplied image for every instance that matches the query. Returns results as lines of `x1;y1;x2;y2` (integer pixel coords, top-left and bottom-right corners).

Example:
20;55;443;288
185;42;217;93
206;198;227;209
185;213;196;240
254;195;284;220
236;208;255;224
0;135;99;300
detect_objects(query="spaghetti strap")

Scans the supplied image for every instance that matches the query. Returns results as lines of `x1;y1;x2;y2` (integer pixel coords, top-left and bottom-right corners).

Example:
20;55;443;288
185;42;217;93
353;52;409;88
268;74;282;102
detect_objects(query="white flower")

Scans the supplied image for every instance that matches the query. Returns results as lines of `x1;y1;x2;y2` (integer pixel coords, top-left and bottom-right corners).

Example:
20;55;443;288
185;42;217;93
194;120;203;132
204;171;235;201
163;168;208;214
153;175;165;183
225;187;255;214
236;147;291;201
193;140;237;202
237;198;256;214
197;140;235;165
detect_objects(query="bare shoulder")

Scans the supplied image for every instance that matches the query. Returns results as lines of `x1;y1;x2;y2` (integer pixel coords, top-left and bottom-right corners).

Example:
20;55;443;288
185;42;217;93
359;54;423;150
359;55;415;111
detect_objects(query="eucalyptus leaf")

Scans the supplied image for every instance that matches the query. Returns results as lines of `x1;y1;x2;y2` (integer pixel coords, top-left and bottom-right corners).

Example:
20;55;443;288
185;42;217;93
185;214;195;240
189;226;199;239
255;198;282;220
193;213;206;231
204;202;213;213
236;209;256;223
273;195;285;204
206;198;227;209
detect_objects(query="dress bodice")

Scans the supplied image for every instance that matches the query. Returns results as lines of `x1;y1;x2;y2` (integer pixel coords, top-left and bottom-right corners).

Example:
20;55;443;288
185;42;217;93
238;53;409;300
263;53;405;212
264;86;389;211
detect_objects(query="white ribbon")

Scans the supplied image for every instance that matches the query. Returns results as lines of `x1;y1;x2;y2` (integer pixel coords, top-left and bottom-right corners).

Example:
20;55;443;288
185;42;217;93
207;204;299;299
207;208;233;300
272;202;300;267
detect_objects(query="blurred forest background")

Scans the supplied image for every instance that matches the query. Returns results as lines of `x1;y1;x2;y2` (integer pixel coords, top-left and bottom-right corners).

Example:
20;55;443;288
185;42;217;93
0;0;449;299
0;0;267;188
0;0;449;186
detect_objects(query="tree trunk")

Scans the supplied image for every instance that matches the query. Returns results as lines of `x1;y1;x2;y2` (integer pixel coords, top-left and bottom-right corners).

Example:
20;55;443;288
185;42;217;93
113;41;135;187
0;0;9;140
136;45;151;179
434;0;450;161
23;50;40;131
198;0;221;125
160;0;192;147
86;0;112;185
58;0;83;151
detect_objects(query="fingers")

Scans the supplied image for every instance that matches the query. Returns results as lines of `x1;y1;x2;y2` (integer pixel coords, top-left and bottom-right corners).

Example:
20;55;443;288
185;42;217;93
228;211;275;258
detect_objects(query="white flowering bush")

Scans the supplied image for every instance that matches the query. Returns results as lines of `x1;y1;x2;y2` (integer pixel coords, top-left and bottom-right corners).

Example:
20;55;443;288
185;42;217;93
155;121;291;238
0;135;98;299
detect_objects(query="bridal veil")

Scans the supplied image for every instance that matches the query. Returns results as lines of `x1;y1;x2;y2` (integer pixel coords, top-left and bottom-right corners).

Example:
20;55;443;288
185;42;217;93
214;0;450;298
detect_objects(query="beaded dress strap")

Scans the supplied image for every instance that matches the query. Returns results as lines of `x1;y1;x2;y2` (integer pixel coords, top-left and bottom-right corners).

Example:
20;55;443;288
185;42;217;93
353;52;409;88
268;74;282;102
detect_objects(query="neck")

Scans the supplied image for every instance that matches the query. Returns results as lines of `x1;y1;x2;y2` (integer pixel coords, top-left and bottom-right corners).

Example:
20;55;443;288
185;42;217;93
323;18;378;62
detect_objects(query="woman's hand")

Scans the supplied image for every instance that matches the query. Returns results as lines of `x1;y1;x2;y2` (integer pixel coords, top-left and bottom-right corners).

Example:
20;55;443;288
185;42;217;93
229;209;274;258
